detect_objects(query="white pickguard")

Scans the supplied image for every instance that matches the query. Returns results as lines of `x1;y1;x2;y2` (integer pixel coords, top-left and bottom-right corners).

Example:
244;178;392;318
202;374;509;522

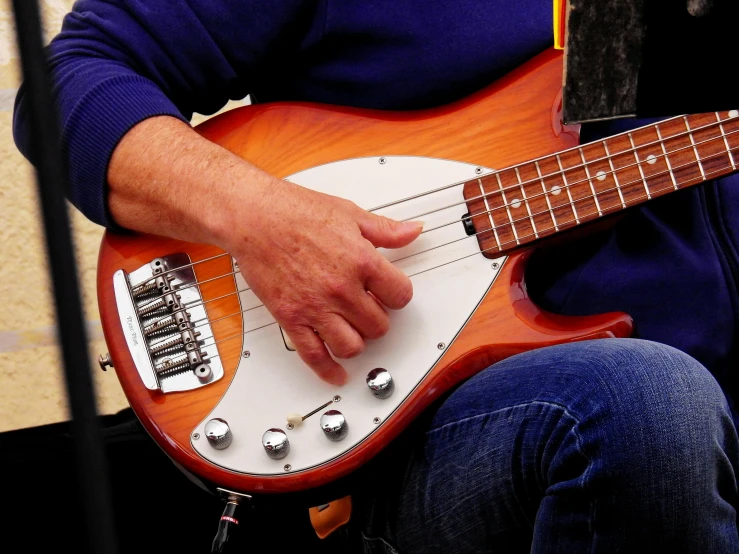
191;156;506;475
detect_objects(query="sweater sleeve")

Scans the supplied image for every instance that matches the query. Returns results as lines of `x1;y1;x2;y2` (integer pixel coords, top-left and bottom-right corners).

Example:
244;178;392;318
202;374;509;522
12;0;309;228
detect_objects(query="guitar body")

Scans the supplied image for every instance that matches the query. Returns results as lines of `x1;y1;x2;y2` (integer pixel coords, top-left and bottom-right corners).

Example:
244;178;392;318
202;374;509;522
97;49;633;495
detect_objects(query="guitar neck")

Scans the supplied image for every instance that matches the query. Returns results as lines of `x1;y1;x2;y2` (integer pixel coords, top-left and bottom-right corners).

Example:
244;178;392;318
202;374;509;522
465;110;739;255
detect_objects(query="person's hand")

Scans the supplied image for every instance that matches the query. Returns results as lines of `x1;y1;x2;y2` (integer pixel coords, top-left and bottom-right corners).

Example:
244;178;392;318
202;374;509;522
107;116;421;385
220;178;423;385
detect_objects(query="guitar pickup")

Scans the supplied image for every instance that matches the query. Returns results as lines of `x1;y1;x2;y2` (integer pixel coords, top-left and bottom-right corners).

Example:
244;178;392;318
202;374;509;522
279;327;297;352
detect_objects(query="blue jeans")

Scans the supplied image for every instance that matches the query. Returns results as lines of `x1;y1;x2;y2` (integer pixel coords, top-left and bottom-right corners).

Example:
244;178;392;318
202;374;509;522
354;339;739;553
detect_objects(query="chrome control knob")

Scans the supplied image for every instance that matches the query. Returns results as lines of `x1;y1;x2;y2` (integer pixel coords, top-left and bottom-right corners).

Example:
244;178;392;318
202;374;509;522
262;429;290;459
204;418;232;450
320;410;349;442
367;368;394;399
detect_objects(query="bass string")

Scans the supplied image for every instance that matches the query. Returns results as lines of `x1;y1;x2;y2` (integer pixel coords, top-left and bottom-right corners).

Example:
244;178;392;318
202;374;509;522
368;145;739;265
375;113;734;219
132;251;231;289
406;161;736;272
415;124;739;236
176;152;736;357
136;268;246;313
148;298;263;349
135;114;736;291
142;130;739;332
144;280;251;333
146;144;739;337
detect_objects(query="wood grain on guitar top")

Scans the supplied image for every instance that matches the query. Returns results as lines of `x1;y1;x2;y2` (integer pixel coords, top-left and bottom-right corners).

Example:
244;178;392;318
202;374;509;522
97;49;632;495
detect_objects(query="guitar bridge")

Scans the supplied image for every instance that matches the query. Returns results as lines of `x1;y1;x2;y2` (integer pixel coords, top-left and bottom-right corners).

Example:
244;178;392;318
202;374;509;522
113;253;224;392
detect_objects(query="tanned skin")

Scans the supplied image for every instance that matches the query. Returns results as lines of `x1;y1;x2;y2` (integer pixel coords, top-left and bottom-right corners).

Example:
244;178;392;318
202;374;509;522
108;116;423;385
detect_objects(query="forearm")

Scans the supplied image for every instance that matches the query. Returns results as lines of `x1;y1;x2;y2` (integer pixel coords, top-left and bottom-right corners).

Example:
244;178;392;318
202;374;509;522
107;115;276;247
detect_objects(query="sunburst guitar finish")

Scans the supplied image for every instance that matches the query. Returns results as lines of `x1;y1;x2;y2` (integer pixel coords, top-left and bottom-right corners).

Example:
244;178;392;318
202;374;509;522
97;50;636;495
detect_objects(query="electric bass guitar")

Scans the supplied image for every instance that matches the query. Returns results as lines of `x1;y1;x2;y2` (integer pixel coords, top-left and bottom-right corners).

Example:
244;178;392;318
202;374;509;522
96;49;739;496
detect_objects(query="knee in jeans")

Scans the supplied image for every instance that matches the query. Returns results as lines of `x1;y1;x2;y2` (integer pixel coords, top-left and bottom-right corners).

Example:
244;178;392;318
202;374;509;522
571;339;731;466
586;339;723;416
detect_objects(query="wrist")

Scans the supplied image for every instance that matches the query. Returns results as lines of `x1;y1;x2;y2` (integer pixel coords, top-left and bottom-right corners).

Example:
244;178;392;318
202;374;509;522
202;162;284;252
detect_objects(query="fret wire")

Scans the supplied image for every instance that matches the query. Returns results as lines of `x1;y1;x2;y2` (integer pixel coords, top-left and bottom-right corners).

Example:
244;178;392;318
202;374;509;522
496;172;520;245
655;124;679;190
404;116;733;228
556;154;580;224
478;178;501;251
716;112;737;171
471;112;683;216
398;152;726;276
470;153;739;262
578;147;603;216
514;167;539;238
628;132;651;199
535;160;559;231
602;140;626;208
491;162;732;252
501;145;737;241
422;129;739;244
421;127;738;238
684;117;707;180
406;152;739;282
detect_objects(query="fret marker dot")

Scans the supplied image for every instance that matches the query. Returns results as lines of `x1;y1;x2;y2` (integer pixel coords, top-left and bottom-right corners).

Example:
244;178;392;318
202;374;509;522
729;110;739;118
550;185;561;196
596;170;607;181
511;198;522;209
646;154;657;165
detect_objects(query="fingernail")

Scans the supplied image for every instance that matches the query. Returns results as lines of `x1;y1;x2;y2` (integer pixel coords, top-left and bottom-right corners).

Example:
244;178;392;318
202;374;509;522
407;220;424;230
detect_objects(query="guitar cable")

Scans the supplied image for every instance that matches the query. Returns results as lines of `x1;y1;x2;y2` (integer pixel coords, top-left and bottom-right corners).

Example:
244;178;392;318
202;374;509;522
212;500;241;553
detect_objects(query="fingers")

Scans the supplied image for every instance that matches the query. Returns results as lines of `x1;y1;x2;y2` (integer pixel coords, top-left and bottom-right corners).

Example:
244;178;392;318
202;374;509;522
341;291;390;340
285;326;348;386
313;314;366;359
351;207;417;309
357;211;424;249
364;255;414;309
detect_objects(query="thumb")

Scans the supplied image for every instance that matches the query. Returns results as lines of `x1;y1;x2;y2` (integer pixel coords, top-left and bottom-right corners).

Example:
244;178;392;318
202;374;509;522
357;212;424;248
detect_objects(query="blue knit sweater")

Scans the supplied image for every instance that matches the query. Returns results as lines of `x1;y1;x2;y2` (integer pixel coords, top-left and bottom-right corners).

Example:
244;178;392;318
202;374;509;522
13;0;739;416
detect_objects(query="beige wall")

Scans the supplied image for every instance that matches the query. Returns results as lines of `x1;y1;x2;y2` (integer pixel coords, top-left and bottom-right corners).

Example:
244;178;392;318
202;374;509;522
0;0;128;432
0;1;242;432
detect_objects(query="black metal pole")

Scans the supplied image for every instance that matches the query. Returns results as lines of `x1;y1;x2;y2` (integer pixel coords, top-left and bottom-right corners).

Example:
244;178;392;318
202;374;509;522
10;1;118;552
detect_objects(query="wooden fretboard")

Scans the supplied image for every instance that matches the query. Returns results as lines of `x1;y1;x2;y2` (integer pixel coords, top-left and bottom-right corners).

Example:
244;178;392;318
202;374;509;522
463;111;739;257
